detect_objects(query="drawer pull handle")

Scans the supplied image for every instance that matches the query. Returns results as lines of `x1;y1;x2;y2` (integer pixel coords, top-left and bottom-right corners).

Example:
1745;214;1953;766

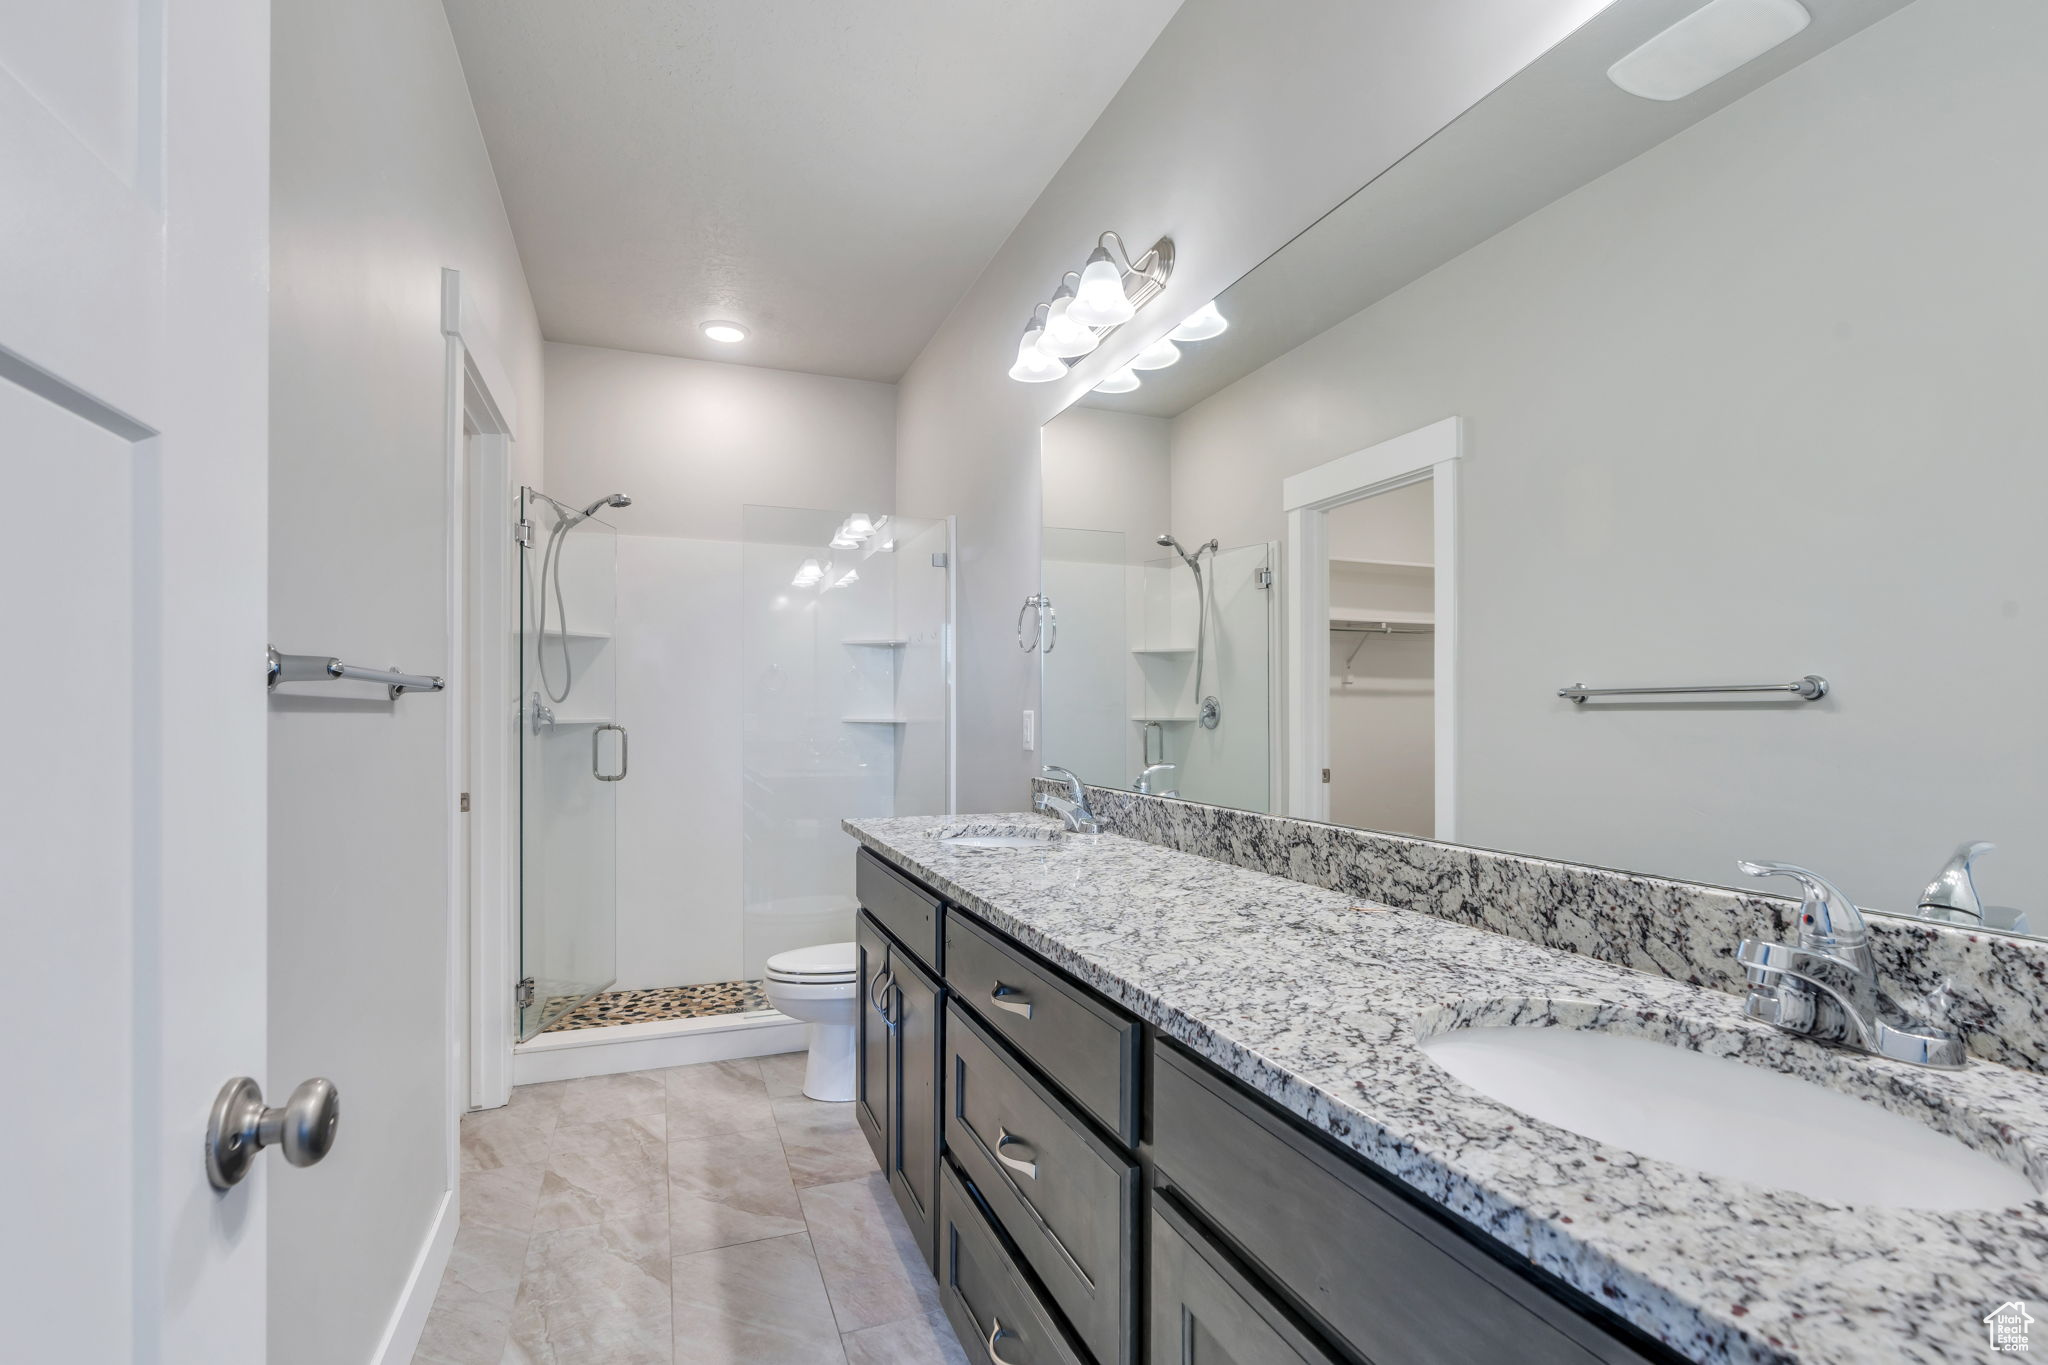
989;982;1033;1019
995;1127;1039;1179
987;1319;1021;1365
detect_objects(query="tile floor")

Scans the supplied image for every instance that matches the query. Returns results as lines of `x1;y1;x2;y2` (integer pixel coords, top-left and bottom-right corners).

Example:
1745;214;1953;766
414;1051;970;1365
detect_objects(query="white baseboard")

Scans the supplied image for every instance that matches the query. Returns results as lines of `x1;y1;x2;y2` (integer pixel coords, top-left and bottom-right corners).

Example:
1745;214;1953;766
369;1187;456;1365
510;1010;807;1085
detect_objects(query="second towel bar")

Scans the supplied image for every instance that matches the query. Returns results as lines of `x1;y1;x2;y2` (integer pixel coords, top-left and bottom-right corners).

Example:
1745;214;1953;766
1559;675;1828;705
268;646;445;700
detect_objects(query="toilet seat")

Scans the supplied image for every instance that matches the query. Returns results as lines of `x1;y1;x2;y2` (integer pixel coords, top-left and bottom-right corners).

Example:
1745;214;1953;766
765;941;857;983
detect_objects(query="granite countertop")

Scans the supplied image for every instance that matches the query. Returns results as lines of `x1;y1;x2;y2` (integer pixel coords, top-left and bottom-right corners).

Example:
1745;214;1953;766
845;814;2048;1365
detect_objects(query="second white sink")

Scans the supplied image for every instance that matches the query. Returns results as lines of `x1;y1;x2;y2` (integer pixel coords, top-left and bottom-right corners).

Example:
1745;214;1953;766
1419;1023;2038;1211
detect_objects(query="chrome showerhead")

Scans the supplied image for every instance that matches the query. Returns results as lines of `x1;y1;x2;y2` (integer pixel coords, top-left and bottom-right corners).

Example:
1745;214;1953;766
1155;533;1216;571
580;493;632;517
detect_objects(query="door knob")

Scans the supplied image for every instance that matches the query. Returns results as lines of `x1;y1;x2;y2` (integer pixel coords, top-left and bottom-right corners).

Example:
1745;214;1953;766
206;1076;341;1190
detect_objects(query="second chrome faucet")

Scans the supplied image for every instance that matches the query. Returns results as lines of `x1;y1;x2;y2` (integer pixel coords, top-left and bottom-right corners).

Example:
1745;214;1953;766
1734;860;1966;1069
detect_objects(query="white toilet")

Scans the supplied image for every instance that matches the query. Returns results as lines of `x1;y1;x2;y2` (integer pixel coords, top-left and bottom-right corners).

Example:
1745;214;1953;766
761;941;860;1102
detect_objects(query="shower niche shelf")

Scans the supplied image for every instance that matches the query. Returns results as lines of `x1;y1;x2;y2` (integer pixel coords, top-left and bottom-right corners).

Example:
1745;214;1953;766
538;628;612;642
841;715;911;725
1131;714;1197;724
1132;644;1195;657
841;637;908;647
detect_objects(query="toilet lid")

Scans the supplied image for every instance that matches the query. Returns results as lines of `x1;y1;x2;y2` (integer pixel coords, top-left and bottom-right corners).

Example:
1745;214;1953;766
765;941;858;980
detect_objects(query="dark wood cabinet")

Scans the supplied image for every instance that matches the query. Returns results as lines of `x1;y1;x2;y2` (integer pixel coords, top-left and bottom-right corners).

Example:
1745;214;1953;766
858;850;1687;1365
854;901;943;1269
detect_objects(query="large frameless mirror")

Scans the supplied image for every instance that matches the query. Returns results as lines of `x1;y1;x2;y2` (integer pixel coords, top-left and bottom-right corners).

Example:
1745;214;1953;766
1038;0;2048;938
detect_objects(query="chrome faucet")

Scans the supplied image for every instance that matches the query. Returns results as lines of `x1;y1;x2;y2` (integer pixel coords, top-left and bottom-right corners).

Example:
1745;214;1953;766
1134;762;1179;797
1733;860;1966;1069
1035;765;1102;834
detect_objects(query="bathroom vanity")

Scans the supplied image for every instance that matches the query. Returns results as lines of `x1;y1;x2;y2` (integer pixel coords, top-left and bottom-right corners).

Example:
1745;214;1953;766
846;810;2048;1365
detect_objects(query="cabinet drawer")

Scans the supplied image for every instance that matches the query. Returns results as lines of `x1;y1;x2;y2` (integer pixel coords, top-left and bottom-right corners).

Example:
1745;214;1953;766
1152;1043;1665;1365
939;1159;1088;1365
1150;1194;1339;1365
945;912;1139;1144
858;847;944;970
946;1001;1137;1365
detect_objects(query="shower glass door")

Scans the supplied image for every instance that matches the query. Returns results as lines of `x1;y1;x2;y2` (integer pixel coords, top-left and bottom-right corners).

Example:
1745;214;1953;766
517;487;622;1039
740;506;953;982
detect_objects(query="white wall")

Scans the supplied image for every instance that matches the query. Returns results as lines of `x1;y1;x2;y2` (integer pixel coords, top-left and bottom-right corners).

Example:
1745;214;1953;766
894;0;1615;812
543;344;902;989
268;0;545;1358
544;341;897;540
1170;0;2048;903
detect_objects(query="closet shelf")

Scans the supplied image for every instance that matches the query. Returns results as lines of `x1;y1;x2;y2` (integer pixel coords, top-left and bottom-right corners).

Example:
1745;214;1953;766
1330;557;1433;572
1330;609;1433;627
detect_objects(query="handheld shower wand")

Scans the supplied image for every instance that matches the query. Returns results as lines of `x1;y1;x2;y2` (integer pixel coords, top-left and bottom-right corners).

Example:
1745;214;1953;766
532;492;632;703
1156;534;1221;729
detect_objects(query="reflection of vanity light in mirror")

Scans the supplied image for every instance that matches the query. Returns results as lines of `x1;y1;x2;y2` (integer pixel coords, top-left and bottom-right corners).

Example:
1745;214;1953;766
791;558;824;588
1093;367;1141;394
1607;0;1811;101
1008;309;1067;383
1168;300;1228;342
1130;337;1182;370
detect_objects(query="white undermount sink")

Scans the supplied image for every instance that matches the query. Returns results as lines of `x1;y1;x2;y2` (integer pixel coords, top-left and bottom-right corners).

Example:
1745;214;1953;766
1419;1023;2039;1211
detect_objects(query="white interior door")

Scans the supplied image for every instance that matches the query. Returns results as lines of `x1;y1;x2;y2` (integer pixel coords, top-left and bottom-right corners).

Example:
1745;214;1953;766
0;3;270;1360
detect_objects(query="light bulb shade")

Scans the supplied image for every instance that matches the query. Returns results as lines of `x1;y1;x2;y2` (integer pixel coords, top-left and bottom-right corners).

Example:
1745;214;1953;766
1168;300;1227;342
1008;318;1065;382
1129;337;1181;371
843;513;874;539
1037;294;1101;359
1092;368;1141;394
1067;248;1136;328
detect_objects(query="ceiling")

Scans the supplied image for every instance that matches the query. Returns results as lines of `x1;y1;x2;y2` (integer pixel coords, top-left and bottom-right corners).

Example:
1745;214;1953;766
442;0;1183;382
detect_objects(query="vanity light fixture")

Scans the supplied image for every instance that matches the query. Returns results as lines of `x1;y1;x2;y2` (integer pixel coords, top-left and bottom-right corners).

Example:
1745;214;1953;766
1093;367;1141;394
1168;300;1228;342
1607;0;1810;101
1037;285;1101;359
1007;231;1174;383
1069;247;1139;328
701;320;749;343
843;513;875;540
791;558;825;588
1130;336;1182;371
1008;309;1067;384
833;568;860;589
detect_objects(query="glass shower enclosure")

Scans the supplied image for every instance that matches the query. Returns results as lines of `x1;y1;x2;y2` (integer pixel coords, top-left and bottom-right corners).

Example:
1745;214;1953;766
517;487;624;1038
741;506;953;976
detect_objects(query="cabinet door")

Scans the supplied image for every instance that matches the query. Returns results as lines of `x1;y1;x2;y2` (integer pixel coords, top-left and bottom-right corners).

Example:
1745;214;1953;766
854;911;892;1170
889;949;944;1269
1151;1198;1338;1365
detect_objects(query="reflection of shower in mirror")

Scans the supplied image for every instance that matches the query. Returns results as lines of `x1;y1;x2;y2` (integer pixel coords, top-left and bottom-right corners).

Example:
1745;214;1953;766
1156;532;1221;729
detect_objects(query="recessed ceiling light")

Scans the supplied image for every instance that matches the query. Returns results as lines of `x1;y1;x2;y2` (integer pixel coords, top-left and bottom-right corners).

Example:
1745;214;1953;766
702;321;748;344
1607;0;1810;102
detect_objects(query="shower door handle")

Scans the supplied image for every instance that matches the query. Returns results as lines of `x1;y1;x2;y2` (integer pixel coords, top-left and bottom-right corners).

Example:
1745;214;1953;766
593;723;628;781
